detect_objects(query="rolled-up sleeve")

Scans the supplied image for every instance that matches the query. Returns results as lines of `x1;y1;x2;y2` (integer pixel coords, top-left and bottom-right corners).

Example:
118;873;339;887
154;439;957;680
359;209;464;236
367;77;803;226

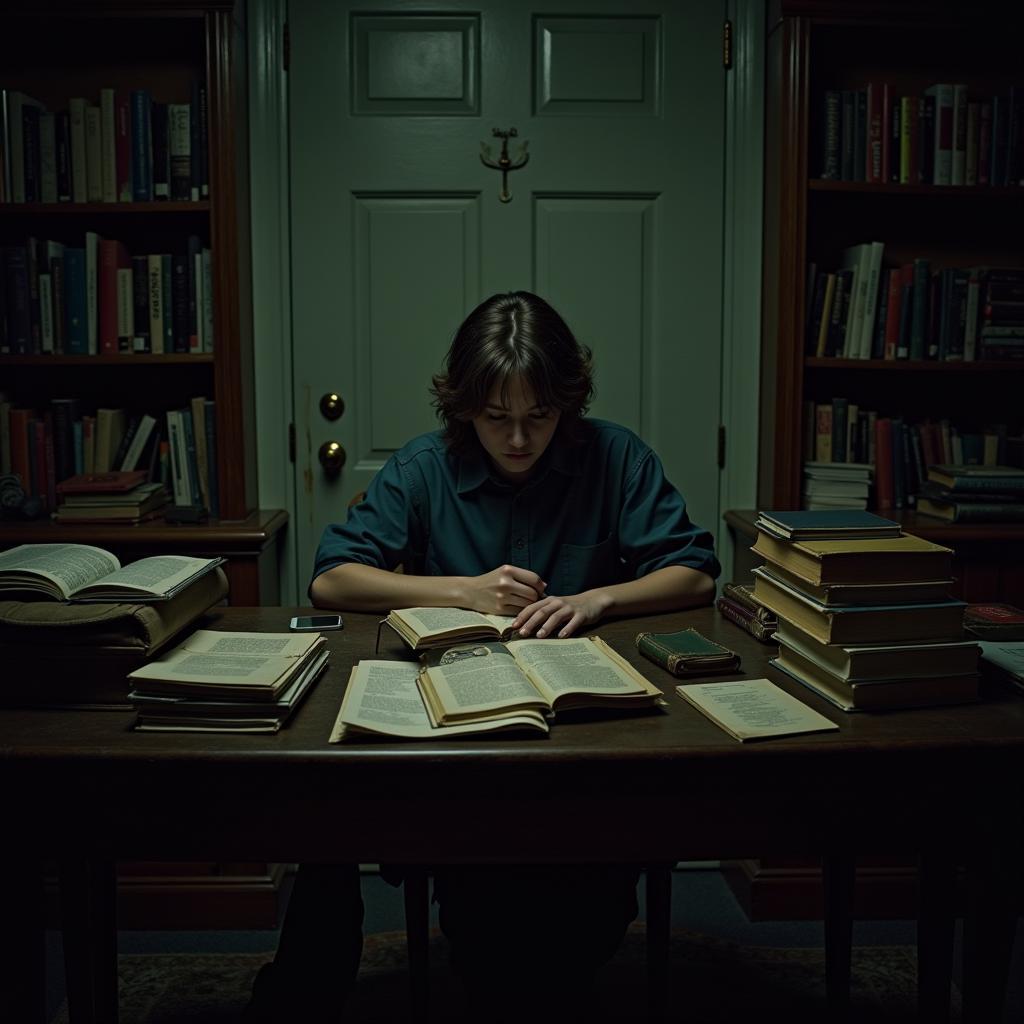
619;448;721;581
311;455;422;584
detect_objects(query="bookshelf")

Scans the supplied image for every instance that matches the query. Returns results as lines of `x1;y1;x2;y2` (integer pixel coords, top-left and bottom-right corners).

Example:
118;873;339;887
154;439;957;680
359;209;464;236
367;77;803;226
0;0;284;607
758;0;1024;603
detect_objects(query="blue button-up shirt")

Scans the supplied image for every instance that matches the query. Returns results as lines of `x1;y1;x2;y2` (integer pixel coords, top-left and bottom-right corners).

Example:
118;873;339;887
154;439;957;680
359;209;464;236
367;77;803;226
312;419;720;595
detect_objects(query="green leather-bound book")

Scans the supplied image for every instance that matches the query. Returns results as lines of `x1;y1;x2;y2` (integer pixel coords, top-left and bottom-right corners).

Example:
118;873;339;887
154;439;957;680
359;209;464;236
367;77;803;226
634;627;741;678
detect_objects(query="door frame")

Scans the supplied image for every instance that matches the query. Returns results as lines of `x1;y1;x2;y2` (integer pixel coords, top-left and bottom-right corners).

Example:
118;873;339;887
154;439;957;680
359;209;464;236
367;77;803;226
248;0;765;603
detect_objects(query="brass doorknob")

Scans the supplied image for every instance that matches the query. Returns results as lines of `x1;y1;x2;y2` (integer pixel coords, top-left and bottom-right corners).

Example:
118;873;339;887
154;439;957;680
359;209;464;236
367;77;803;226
318;441;346;476
319;392;345;420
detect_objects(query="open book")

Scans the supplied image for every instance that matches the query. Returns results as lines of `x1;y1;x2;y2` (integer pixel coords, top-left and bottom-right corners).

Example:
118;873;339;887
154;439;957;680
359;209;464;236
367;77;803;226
0;543;225;602
332;635;665;741
127;629;327;701
381;606;518;651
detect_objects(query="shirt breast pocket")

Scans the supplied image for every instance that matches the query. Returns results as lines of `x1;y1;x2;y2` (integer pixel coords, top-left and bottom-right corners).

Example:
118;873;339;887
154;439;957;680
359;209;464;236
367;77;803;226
554;533;623;594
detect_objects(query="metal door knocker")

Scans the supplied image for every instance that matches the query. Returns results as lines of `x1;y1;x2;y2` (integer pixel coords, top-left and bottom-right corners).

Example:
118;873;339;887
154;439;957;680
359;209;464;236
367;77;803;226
480;127;529;203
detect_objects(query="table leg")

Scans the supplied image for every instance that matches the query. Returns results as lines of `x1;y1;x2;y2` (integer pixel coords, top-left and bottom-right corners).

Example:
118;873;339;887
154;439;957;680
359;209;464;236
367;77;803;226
403;867;430;1024
917;854;955;1023
962;828;1021;1024
0;858;46;1024
822;850;854;1021
59;858;118;1024
645;864;672;1023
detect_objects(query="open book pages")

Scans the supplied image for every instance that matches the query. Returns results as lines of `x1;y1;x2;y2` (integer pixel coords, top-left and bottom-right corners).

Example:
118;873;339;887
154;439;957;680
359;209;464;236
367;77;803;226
417;635;665;727
330;659;550;741
0;543;225;602
384;606;517;650
675;678;839;742
127;630;327;700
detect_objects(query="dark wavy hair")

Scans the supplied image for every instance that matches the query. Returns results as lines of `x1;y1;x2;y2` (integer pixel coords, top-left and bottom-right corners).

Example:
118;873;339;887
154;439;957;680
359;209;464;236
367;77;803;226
430;291;595;453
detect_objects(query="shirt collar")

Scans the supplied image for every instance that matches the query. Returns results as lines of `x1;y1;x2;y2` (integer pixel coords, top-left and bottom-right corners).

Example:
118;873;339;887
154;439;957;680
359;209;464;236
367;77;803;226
455;425;582;495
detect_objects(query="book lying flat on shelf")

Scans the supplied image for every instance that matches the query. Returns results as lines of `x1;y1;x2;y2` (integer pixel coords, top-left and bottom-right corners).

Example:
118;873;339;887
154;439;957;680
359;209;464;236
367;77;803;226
751;531;954;586
382;606;519;651
752;566;966;645
0;544;225;602
756;509;900;541
55;470;149;495
333;635;664;741
128;629;327;702
762;561;954;607
54;482;169;523
675;677;839;742
926;465;1024;492
772;643;979;712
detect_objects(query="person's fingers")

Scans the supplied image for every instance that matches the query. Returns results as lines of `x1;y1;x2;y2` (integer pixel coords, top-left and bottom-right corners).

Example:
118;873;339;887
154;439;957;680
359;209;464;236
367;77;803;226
501;565;546;593
535;605;575;638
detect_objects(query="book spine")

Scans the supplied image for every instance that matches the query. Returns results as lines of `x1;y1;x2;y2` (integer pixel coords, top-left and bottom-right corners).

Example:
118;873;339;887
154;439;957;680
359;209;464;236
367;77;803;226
151;101;169;200
55;109;72;202
21;103;41;203
874;416;894;510
147;253;165;353
115;91;133;202
68;97;88;203
950;83;968;185
99;87;118;203
132;254;151;353
171;246;190;352
820;90;840;180
84;104;102;203
130;90;153;202
716;596;776;642
168;103;191;201
63;247;87;354
203;398;218;516
3;245;31;354
98;238;120;354
39;111;57;203
909;258;930;360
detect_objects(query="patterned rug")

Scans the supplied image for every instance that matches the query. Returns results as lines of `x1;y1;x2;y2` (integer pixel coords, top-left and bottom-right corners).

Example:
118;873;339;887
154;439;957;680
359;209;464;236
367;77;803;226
51;924;959;1023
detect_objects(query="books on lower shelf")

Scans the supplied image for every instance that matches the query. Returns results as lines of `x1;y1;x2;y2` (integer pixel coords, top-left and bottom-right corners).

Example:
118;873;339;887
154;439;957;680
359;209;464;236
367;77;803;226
332;635;665;741
752;510;973;711
918;465;1024;523
0;543;224;602
128;629;329;732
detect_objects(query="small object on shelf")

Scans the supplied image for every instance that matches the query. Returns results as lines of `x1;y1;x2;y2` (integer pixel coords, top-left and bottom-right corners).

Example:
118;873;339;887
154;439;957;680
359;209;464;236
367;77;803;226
164;504;208;524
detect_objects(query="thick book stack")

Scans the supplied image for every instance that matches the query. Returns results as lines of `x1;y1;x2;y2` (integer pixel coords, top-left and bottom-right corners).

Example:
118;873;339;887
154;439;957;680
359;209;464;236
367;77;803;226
715;582;777;643
917;464;1024;523
803;459;872;511
750;510;979;711
127;629;329;733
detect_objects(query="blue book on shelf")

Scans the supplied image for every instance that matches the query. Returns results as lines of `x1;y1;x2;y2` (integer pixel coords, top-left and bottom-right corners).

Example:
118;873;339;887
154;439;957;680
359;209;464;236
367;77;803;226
757;509;901;541
63;247;88;354
130;89;153;201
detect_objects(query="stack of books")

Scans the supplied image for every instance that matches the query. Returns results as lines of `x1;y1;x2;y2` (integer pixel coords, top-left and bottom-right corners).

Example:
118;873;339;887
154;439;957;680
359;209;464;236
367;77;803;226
802;460;873;510
917;464;1024;523
54;470;169;524
127;629;329;732
715;582;778;642
749;510;979;711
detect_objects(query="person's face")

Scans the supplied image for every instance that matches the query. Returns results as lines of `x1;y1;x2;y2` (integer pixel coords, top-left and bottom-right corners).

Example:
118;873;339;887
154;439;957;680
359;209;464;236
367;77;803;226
471;375;561;483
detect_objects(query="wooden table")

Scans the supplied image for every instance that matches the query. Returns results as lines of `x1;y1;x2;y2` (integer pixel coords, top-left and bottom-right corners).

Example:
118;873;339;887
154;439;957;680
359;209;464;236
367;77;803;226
2;606;1021;1023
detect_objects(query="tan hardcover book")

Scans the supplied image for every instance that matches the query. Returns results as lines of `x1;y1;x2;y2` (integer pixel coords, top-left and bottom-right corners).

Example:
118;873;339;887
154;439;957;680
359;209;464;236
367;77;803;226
751;530;954;586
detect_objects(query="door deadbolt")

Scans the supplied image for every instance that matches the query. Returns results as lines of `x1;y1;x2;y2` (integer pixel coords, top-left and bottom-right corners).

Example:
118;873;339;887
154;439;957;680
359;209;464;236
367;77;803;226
319;393;345;421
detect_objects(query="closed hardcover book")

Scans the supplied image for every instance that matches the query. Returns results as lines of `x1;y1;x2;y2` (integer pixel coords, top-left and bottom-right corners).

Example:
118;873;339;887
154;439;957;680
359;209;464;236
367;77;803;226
635;627;741;678
715;594;777;642
752;566;965;645
62;247;87;354
130;89;153;201
751;530;954;587
756;509;900;541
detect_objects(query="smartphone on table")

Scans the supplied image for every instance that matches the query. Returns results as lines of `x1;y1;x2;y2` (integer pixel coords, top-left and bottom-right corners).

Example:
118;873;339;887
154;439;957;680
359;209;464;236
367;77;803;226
289;613;344;632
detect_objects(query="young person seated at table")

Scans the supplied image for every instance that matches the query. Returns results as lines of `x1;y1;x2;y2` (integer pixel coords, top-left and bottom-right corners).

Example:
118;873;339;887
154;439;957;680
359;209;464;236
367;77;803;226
245;290;720;1022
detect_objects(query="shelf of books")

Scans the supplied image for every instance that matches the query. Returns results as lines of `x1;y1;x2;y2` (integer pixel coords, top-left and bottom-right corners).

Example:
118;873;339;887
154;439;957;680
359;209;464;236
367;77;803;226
0;1;260;543
760;2;1024;540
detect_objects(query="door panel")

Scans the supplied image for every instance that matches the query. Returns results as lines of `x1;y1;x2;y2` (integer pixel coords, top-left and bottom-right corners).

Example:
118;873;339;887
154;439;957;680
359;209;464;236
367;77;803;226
290;0;725;589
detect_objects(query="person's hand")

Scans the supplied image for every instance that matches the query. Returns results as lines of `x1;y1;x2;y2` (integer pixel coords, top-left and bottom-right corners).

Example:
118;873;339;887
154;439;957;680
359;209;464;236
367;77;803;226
462;565;546;616
511;591;612;639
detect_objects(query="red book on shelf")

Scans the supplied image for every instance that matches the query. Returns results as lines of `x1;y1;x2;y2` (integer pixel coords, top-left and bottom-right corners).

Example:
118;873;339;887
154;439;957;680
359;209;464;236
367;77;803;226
874;416;894;509
866;81;886;183
56;469;147;495
883;267;902;359
8;408;32;494
98;238;130;354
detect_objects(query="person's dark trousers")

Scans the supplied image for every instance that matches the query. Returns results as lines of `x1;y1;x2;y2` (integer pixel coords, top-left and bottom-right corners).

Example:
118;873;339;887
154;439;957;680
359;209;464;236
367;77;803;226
242;862;364;1022
435;864;641;1023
